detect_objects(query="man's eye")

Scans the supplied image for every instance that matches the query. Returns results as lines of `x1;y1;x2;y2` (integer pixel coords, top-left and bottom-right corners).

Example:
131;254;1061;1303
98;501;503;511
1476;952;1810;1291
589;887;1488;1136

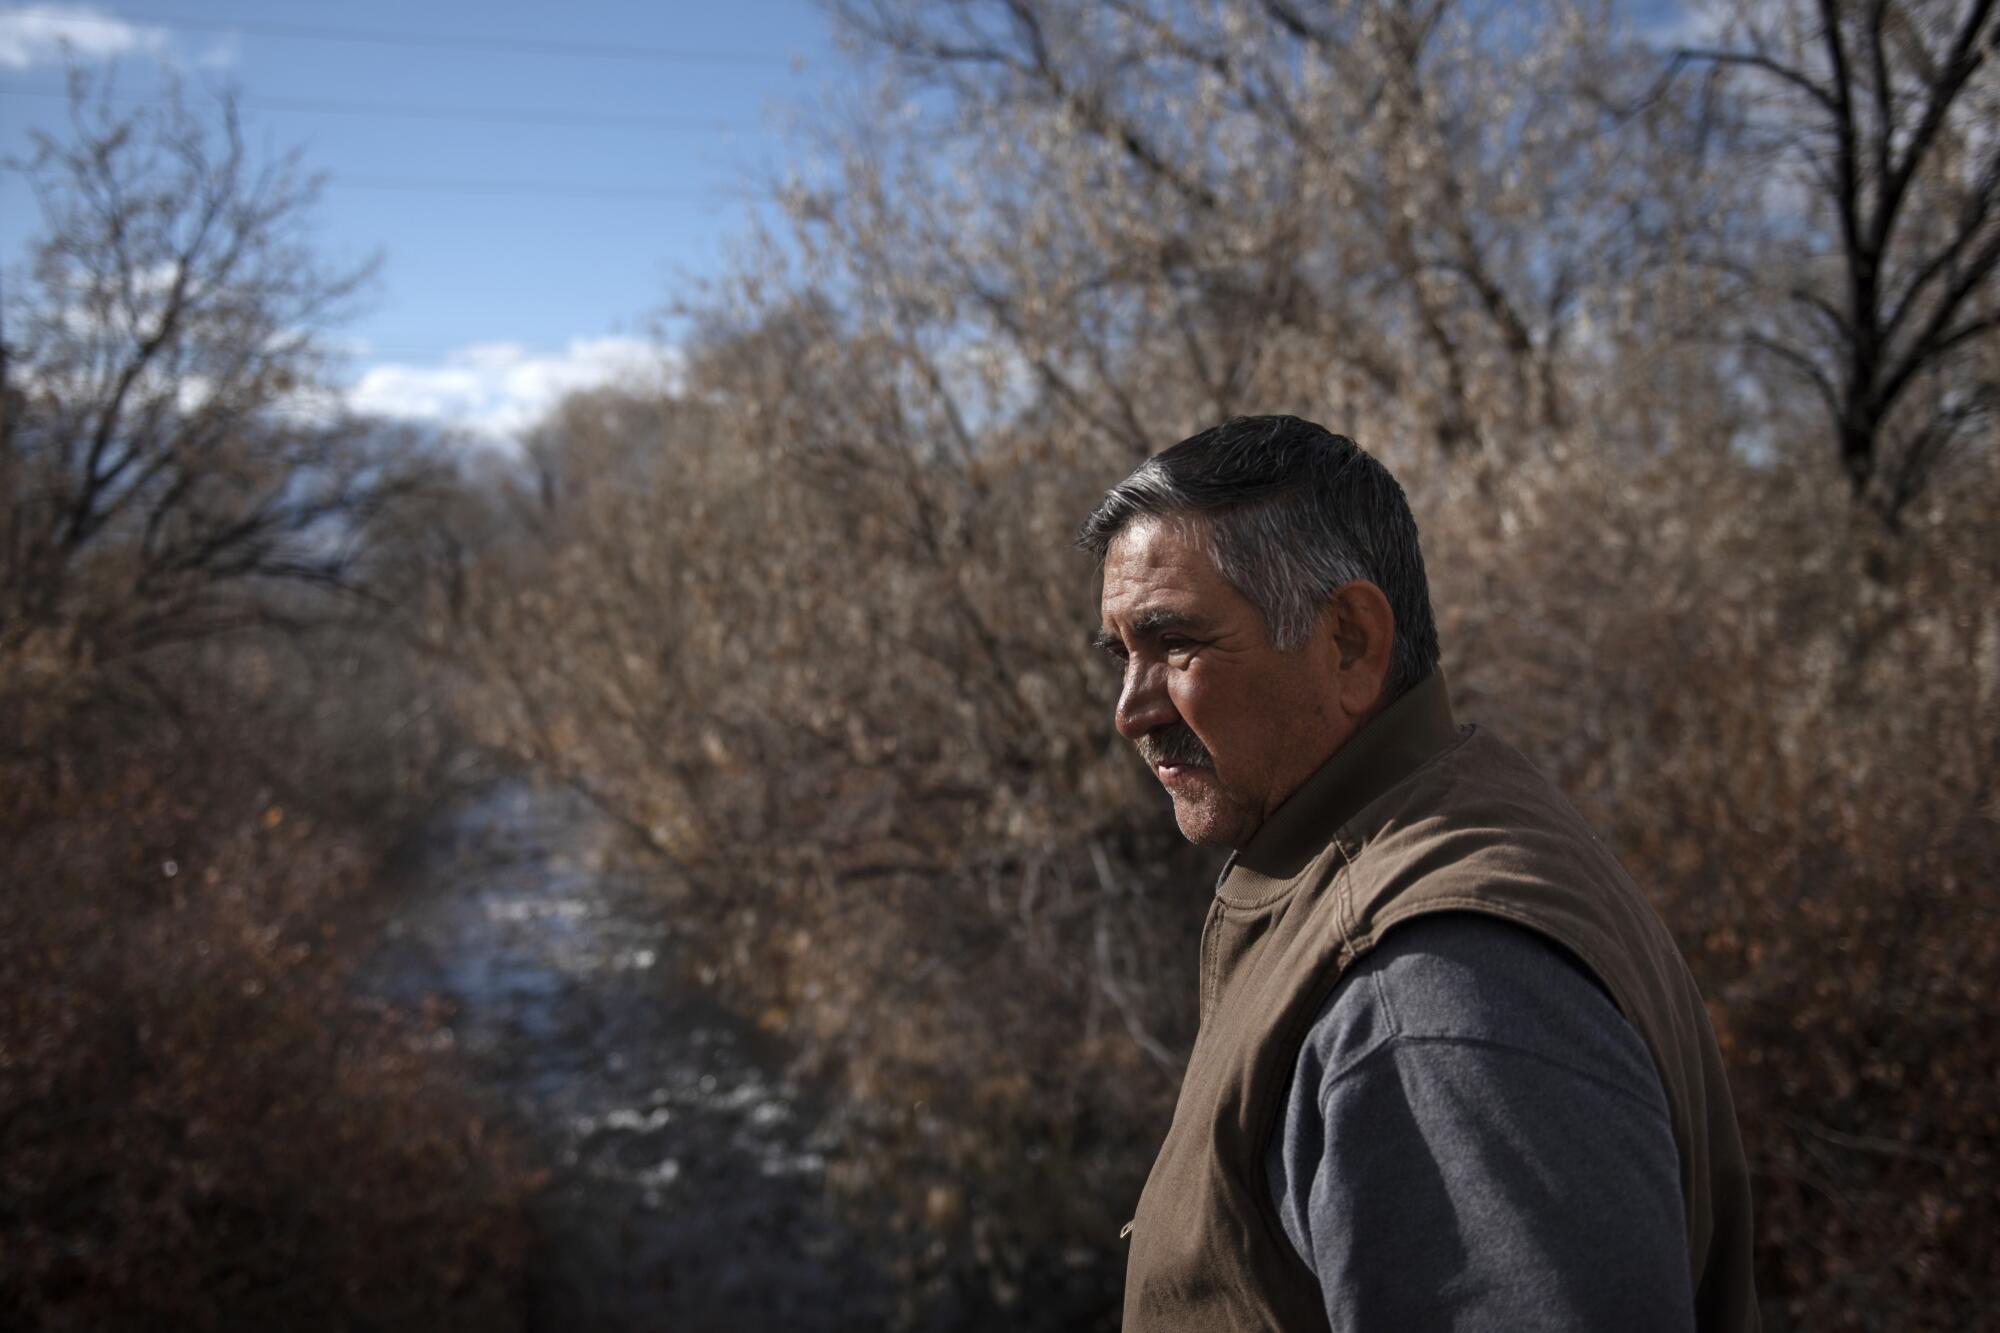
1161;637;1197;659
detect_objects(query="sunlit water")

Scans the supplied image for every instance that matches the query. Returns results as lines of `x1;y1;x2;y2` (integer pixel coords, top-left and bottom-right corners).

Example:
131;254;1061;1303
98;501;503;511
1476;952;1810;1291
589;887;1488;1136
353;782;891;1330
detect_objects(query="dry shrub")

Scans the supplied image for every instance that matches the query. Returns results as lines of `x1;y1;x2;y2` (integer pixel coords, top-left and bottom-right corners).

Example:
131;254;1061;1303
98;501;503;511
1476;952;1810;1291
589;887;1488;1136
452;358;1998;1328
1427;440;2000;1331
440;0;1999;1307
442;368;1209;1325
0;650;534;1332
1;70;537;1332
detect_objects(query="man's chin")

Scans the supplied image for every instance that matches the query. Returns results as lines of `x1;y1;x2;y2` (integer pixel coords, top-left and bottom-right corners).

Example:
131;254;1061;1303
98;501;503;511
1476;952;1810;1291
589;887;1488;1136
1169;788;1248;848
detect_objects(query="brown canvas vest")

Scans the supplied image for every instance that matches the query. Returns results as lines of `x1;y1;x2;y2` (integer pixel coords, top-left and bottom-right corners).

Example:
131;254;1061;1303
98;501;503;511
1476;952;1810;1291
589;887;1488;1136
1121;673;1759;1332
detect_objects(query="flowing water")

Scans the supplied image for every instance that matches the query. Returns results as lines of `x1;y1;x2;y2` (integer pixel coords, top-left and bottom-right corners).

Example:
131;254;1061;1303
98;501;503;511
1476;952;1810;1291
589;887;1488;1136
354;782;893;1331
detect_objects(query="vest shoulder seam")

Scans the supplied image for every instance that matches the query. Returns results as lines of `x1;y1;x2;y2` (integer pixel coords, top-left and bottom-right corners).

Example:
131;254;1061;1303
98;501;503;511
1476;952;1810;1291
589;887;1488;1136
1369;897;1622;1016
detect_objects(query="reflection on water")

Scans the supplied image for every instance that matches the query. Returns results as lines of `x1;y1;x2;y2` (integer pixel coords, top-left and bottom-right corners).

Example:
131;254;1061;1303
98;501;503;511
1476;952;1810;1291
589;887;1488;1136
355;783;890;1330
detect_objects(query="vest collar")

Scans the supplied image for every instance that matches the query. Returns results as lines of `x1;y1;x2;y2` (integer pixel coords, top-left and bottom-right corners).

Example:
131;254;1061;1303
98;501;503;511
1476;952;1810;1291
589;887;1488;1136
1221;671;1461;904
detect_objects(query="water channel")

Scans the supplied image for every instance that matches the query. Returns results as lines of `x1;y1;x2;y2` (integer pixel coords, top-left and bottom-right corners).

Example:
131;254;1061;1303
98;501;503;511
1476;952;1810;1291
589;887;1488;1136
353;782;894;1330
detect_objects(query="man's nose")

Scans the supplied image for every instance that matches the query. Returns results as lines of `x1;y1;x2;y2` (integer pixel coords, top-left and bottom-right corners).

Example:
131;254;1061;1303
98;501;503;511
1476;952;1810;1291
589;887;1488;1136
1114;658;1177;742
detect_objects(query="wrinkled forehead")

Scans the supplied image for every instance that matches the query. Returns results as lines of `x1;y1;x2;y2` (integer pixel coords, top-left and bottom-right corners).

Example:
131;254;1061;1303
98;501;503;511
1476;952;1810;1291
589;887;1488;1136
1099;513;1239;624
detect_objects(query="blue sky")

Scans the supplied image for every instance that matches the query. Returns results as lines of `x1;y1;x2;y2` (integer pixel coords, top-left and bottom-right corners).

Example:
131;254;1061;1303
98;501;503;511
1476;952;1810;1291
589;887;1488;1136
1;1;841;438
3;2;1710;441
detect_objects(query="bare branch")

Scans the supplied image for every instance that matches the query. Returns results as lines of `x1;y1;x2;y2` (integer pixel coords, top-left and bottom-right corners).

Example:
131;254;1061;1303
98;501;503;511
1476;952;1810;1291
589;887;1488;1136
1673;47;1840;112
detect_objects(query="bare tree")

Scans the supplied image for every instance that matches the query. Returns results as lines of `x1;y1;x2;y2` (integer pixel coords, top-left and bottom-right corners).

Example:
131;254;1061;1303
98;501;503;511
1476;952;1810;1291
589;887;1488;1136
1678;0;1999;524
818;0;1721;456
1;72;425;677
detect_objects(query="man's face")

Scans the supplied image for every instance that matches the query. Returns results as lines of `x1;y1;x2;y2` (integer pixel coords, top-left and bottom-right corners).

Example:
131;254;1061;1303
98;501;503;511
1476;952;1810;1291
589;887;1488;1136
1097;516;1348;848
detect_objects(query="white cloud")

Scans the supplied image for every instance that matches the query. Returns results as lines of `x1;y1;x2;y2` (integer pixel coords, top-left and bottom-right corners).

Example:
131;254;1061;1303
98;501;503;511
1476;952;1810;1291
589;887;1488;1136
0;4;166;67
0;3;232;69
346;336;678;443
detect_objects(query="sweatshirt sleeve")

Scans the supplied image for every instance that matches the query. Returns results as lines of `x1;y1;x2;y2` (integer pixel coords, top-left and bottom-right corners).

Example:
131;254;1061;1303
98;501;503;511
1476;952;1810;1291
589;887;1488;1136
1265;912;1696;1332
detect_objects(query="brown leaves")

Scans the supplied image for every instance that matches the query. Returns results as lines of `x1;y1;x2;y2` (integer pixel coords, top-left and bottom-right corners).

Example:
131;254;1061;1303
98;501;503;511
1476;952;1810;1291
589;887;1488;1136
0;687;534;1331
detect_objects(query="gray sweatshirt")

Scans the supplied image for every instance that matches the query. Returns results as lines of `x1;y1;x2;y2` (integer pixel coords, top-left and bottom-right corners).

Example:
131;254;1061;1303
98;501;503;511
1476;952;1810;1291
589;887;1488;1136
1266;912;1697;1331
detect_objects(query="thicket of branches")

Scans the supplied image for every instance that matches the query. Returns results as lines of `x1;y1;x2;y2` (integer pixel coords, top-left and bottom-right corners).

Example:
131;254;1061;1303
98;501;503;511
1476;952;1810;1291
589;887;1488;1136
1;80;532;1327
440;1;1998;1329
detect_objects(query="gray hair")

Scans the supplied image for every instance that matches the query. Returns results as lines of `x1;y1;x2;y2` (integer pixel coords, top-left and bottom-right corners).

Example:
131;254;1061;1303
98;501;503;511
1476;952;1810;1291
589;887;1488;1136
1077;415;1440;698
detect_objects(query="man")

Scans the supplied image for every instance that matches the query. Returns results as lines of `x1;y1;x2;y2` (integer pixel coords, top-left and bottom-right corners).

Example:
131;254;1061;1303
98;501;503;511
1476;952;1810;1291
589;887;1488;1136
1080;416;1758;1332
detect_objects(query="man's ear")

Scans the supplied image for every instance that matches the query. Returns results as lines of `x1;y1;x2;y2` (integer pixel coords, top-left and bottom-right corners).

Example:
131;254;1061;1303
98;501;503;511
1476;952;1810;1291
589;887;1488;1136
1325;580;1396;718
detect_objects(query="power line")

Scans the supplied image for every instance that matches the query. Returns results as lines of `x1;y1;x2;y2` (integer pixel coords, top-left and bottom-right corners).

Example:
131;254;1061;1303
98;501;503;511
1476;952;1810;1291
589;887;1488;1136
0;86;743;134
111;11;796;67
329;172;733;202
0;162;747;204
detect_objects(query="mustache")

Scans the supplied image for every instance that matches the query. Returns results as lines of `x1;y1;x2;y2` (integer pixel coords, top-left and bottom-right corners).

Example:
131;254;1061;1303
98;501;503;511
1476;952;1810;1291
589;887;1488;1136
1136;724;1213;769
